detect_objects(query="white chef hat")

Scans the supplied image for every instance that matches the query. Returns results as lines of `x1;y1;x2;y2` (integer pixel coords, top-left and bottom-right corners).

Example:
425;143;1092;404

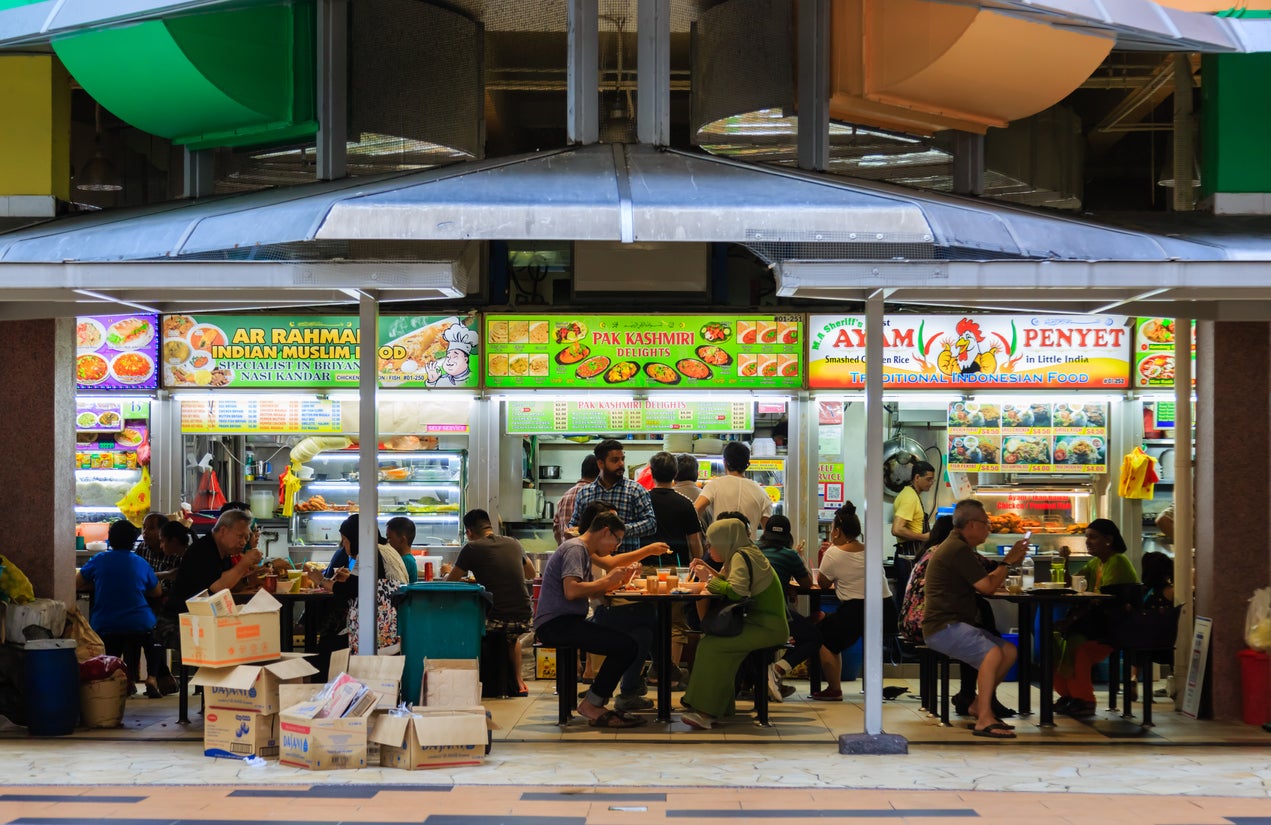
443;322;478;355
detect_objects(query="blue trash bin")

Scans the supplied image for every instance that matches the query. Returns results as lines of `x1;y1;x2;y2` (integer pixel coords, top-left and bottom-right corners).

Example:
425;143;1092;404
1001;632;1021;682
396;582;486;705
24;639;79;736
841;638;864;682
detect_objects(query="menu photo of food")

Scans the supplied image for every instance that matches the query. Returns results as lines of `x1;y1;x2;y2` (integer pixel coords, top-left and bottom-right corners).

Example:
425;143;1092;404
1002;435;1050;467
947;433;1001;467
1139;353;1175;384
75;314;159;390
1139;318;1175;345
1000;403;1036;429
947;401;1000;430
163;320;233;388
1052;435;1106;467
737;353;759;378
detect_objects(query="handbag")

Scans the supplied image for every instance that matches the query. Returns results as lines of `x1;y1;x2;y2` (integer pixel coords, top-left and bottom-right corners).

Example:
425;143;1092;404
701;550;756;637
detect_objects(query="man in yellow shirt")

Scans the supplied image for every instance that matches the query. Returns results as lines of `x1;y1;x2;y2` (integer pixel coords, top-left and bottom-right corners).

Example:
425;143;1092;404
892;460;935;557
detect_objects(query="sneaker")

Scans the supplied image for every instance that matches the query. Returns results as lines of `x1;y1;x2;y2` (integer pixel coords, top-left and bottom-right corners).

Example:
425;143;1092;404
1059;698;1096;717
680;711;714;730
811;689;843;702
779;684;796;699
766;664;785;702
614;694;654;712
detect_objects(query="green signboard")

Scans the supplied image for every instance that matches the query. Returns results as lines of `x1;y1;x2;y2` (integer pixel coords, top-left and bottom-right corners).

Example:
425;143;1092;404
1132;318;1196;388
484;314;803;389
159;314;479;389
505;400;754;435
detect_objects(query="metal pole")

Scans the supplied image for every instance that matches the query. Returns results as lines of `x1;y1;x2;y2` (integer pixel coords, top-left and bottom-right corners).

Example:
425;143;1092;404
796;0;829;172
951;131;985;196
181;148;214;198
357;291;379;654
1173;319;1193;706
864;290;885;734
567;0;599;145
316;0;349;181
637;0;670;145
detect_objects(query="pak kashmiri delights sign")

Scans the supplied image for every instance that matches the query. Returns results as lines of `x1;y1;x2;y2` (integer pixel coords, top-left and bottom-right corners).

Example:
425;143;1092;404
808;314;1132;389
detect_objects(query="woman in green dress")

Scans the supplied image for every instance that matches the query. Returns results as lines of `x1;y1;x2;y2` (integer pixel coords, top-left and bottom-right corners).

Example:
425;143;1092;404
680;518;789;730
1053;518;1138;716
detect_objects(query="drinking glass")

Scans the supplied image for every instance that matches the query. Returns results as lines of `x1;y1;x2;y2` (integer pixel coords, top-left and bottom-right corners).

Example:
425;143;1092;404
1072;575;1087;594
645;575;658;594
1052;562;1067;584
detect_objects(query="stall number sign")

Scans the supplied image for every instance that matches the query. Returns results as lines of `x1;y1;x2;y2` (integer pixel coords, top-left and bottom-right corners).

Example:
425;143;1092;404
484;315;803;389
159;314;478;389
818;462;845;507
505;400;753;435
946;401;1109;474
808;314;1131;389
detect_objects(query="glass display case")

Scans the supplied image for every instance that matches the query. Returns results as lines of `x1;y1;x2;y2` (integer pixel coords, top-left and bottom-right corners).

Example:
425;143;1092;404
697;455;786;516
291;450;466;549
972;485;1094;555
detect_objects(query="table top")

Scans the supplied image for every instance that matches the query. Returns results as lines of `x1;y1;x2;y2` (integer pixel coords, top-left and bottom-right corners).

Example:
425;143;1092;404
790;585;837;597
606;589;714;601
986;589;1113;603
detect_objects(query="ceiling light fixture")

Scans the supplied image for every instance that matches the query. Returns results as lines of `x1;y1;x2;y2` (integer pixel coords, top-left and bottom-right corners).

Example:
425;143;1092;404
76;104;123;192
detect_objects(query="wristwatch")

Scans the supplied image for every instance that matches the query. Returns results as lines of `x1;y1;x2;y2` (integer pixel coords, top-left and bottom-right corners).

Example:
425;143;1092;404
995;560;1010;568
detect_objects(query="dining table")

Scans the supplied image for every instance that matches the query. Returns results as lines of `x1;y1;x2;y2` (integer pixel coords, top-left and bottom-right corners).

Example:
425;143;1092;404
605;588;717;722
986;588;1113;727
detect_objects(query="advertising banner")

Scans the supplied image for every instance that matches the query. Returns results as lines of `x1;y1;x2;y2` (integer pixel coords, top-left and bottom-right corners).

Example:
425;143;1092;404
946;401;1109;474
808;314;1131;389
505;400;753;435
159;314;479;389
484;314;802;389
1132;318;1196;388
76;315;160;390
180;399;346;434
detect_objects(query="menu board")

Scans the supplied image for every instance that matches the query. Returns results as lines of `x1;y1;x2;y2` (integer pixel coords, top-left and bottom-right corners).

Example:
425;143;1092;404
505;400;753;435
946;401;1109;473
808;314;1131;389
75;314;160;390
159;314;478;389
180;398;345;434
1133;318;1196;388
484;314;802;389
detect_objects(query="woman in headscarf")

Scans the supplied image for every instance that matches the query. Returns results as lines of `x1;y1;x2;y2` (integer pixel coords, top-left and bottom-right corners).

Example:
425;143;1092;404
319;514;410;654
679;518;788;730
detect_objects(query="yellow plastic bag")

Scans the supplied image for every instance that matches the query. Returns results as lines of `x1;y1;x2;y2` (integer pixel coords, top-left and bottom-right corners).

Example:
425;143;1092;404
63;605;106;661
0;553;35;603
116;466;152;527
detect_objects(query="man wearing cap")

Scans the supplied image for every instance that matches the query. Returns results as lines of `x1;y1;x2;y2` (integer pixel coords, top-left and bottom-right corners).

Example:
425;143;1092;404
757;515;819;701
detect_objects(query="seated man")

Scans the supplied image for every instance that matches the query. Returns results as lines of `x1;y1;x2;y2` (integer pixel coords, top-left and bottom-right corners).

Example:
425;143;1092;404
922;499;1028;739
447;509;536;695
533;512;666;727
385;516;419;583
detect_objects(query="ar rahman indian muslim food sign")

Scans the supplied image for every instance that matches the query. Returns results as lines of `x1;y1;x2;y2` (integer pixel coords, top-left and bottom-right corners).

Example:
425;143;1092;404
808;314;1131;389
484;314;803;389
159;314;479;389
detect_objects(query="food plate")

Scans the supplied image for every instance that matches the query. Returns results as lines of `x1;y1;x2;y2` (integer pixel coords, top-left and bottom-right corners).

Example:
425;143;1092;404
700;322;732;343
1029;582;1073;592
115;427;145;448
555;342;590;365
163;337;191;365
380;317;459;376
695;345;731;366
97;410;122;429
604;361;639;384
554;321;587;344
644;362;680;385
187;323;227;352
75;411;98;427
676;358;712;380
575;355;610;380
76;353;109;385
106;317;155;350
76;318;106;351
1139;353;1174;382
111;351;155;384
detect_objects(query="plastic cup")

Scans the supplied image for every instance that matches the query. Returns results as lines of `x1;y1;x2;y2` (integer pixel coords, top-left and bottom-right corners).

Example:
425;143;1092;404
809;568;820;587
646;575;658;594
1072;575;1087;593
667;575;680;591
658;570;669;582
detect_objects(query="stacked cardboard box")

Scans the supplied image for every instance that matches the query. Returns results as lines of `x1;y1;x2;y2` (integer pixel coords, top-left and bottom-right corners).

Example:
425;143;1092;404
278;676;379;770
369;658;490;771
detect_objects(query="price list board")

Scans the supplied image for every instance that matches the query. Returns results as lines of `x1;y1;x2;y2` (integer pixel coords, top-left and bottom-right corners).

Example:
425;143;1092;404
180;399;345;434
505;400;753;435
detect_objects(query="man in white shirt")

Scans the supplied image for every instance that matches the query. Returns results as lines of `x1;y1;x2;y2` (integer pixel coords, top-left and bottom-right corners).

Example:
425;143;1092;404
694;442;772;538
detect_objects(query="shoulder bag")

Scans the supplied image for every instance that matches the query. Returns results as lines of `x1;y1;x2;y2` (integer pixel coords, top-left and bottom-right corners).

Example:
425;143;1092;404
701;550;756;637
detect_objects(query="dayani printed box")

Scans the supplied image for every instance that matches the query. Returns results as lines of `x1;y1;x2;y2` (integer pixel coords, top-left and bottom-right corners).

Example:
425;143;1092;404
191;654;317;715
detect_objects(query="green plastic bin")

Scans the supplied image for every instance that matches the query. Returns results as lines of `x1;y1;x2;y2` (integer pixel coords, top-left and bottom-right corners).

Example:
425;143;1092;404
397;582;486;705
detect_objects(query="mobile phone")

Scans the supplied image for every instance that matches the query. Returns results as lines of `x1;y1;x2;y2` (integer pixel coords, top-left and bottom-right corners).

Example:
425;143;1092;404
1022;530;1032;541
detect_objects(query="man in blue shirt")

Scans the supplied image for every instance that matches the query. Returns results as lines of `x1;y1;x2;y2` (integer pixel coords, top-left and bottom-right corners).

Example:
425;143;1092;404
568;439;656;553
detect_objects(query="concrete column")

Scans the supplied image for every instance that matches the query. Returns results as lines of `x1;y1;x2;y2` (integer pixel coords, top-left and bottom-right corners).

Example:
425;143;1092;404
0;56;70;217
0;319;76;603
1195;320;1271;719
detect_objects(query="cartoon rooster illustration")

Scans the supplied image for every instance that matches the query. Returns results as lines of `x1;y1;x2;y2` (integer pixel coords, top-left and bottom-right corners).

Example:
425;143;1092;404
938;317;998;376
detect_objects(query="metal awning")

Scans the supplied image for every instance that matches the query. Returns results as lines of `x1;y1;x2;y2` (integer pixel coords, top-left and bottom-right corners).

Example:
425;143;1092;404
3;143;1271;318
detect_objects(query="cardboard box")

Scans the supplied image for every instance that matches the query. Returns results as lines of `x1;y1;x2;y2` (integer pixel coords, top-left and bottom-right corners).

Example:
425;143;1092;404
204;710;280;758
423;658;481;706
534;647;557;680
191;654;318;715
180;589;281;668
370;707;487;770
279;685;376;771
330;650;406;710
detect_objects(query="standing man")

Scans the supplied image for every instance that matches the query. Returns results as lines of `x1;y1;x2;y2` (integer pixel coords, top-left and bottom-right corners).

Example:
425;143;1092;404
568;440;656;553
554;455;599;545
448;509;536;695
922;499;1029;739
694;442;771;538
674;454;706;511
646;452;704;569
385;516;419;583
892;460;935;552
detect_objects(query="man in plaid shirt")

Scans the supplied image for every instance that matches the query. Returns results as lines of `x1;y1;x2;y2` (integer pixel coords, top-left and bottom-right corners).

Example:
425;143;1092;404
134;513;180;591
568;440;656;553
553;455;599;545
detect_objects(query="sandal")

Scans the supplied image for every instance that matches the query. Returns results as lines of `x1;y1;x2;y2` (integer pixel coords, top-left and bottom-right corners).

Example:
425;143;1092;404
143;680;163;699
972;722;1016;739
588;709;647;728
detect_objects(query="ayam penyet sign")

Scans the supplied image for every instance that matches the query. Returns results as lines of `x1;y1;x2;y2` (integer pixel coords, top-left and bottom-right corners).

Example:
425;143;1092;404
808;314;1133;390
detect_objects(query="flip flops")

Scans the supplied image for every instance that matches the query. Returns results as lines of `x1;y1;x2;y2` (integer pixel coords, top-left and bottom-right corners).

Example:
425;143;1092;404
972;722;1016;739
589;709;647;728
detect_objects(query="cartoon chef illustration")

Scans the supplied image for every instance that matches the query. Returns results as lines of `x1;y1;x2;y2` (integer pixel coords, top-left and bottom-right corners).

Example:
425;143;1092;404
938;317;998;376
425;322;478;386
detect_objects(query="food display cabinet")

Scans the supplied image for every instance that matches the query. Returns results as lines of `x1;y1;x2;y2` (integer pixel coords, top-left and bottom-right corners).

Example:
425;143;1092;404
973;485;1095;555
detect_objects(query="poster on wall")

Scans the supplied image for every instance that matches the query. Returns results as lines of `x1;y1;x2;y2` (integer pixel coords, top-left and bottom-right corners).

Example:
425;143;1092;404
76;315;160;390
1133;318;1197;388
484;314;803;389
946;401;1109;473
505;399;753;435
159;314;479;389
808;314;1131;389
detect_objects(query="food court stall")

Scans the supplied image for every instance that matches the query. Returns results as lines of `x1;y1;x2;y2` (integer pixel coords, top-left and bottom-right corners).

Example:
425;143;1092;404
74;313;161;557
806;313;1139;575
158;312;479;571
482;313;806;555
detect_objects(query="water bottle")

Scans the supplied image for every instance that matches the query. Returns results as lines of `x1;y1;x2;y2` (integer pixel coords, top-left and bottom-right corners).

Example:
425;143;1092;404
1021;555;1035;590
244;447;256;482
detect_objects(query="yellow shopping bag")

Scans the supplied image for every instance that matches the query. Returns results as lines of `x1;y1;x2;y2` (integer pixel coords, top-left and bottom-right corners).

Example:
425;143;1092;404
116;466;152;527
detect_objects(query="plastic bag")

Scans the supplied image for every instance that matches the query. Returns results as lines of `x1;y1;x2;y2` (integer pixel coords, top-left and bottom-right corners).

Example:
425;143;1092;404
116;465;152;527
1246;587;1271;651
0;553;34;603
64;607;106;662
79;654;127;683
